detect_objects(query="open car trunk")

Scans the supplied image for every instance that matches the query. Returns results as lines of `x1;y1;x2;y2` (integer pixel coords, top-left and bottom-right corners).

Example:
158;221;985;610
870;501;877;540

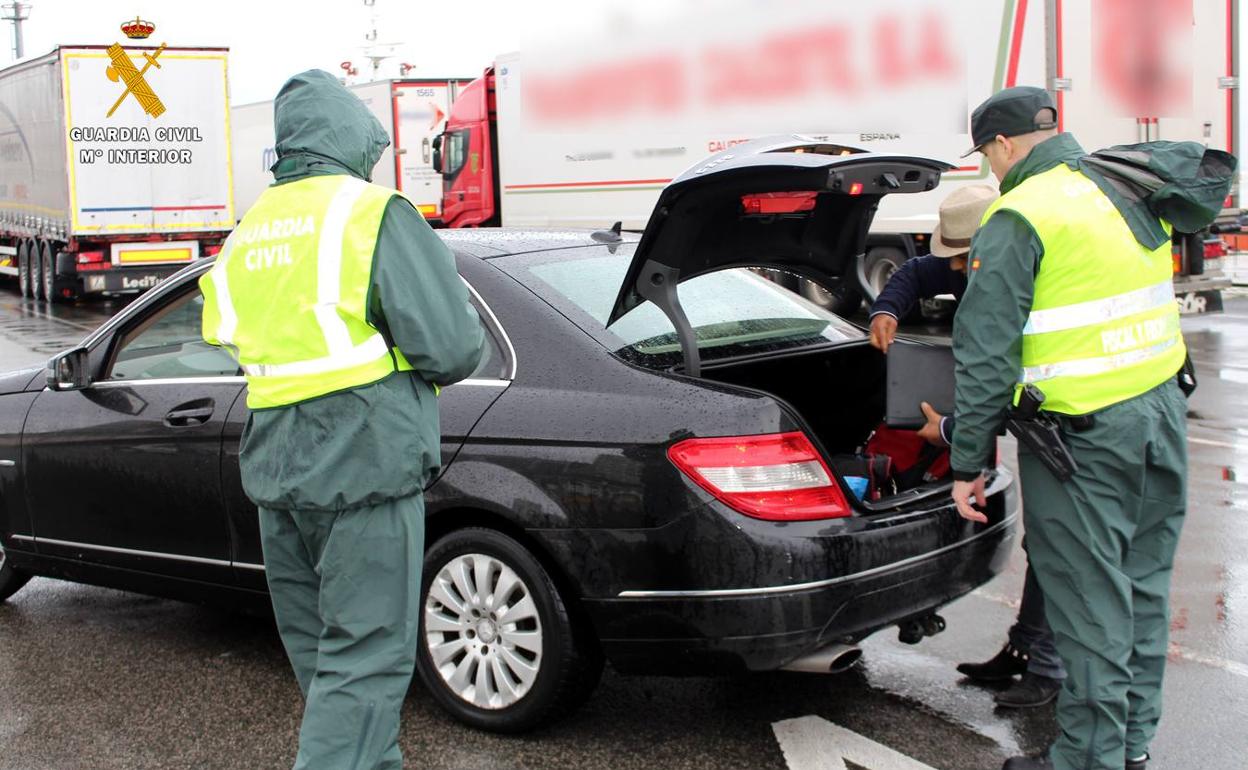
696;340;954;509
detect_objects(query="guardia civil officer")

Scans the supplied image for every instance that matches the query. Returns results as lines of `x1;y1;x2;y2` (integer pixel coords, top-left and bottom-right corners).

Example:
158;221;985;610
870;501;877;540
869;184;1067;709
201;70;485;769
950;86;1233;770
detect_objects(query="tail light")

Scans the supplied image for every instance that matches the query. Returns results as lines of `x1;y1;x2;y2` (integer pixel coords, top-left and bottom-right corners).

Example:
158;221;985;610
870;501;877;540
1203;239;1227;259
667;432;851;521
204;244;223;257
76;250;105;264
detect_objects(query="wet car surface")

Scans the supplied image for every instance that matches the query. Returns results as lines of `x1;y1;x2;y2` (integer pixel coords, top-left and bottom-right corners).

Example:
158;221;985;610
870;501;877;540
0;288;1245;769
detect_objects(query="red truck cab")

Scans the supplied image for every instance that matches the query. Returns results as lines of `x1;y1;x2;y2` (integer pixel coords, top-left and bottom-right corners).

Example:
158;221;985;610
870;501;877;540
434;69;498;227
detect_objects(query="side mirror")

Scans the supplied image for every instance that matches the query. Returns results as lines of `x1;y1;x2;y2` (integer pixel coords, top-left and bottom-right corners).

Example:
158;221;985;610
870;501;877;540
431;133;443;174
47;347;91;391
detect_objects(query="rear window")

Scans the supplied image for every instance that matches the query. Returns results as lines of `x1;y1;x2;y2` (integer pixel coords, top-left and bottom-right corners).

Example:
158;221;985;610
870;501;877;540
524;252;863;367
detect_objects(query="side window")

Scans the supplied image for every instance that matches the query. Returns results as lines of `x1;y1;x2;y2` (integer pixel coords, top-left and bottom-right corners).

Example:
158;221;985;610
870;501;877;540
107;290;240;381
465;287;510;380
443;129;469;179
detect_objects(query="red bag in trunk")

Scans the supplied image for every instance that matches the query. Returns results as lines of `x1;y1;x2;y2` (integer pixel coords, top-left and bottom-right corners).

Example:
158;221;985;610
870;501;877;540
864;423;951;488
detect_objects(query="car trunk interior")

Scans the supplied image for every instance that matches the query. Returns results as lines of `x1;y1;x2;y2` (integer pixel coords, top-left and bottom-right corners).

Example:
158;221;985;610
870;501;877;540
696;340;953;507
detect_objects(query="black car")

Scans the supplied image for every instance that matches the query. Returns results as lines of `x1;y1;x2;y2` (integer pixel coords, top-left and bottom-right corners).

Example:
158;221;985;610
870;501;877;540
0;140;1018;732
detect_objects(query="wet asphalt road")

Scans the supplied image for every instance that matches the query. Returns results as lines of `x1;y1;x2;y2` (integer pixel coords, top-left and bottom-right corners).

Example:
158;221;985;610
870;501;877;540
1;287;1246;770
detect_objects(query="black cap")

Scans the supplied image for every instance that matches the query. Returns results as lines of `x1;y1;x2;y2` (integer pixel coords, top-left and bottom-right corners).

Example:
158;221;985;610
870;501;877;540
962;86;1058;158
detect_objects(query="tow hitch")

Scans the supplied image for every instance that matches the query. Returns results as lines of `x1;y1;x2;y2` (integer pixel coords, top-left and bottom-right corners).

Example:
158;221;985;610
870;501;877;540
897;613;947;645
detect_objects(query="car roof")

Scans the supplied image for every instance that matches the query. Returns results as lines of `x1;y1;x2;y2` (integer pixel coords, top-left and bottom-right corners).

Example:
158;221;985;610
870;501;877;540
437;228;641;259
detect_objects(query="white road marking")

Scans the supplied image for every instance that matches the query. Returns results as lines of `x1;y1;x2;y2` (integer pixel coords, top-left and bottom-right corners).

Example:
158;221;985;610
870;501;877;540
972;589;1248;679
773;716;939;770
1217;368;1248;384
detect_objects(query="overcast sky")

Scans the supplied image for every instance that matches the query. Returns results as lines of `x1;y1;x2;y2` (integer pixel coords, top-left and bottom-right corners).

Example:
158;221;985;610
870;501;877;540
7;0;684;104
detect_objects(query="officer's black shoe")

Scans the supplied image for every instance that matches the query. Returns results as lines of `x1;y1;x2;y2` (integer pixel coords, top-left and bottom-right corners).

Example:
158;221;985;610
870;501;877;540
1002;755;1053;770
957;642;1029;682
994;672;1062;708
1125;753;1149;770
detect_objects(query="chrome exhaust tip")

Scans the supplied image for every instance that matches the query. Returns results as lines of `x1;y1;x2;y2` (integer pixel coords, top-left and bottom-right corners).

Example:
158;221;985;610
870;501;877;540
779;643;863;674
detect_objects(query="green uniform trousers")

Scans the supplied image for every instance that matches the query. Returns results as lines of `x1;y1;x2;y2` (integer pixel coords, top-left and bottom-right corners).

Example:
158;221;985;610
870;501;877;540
259;495;425;770
1020;381;1187;770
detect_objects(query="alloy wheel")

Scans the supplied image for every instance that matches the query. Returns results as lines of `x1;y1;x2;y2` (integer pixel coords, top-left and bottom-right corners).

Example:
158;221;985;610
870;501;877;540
424;553;543;710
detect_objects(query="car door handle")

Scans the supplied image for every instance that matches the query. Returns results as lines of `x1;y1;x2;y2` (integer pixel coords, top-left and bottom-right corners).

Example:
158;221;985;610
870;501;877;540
164;405;214;427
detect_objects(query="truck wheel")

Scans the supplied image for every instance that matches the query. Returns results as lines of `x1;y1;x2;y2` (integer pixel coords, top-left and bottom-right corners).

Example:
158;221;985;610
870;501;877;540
799;277;863;317
862;246;907;299
31;243;46;301
416;527;602;733
39;242;59;303
0;540;33;602
17;241;33;298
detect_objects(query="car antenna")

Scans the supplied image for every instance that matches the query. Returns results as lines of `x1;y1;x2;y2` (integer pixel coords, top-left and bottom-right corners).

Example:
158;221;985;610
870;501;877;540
591;221;623;244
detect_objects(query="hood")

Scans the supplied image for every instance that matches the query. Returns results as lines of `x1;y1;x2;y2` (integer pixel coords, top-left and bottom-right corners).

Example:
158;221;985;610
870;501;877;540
0;367;42;395
1079;141;1237;242
271;69;390;182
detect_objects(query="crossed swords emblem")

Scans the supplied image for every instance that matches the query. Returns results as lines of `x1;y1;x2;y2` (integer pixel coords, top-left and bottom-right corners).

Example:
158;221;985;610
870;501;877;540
105;42;167;118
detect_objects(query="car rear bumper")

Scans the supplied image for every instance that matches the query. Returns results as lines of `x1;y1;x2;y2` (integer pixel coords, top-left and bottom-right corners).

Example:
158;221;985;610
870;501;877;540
581;481;1018;675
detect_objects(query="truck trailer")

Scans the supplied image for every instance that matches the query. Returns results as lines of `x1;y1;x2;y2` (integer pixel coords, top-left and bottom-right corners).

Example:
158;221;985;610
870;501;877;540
0;45;234;303
433;0;1240;315
231;78;464;223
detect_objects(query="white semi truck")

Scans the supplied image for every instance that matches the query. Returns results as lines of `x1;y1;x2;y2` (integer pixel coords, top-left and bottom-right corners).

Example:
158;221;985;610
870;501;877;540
434;0;1239;314
0;45;234;302
232;78;464;225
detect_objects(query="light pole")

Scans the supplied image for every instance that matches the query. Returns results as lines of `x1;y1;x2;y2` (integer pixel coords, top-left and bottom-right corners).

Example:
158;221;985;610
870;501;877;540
1;1;31;61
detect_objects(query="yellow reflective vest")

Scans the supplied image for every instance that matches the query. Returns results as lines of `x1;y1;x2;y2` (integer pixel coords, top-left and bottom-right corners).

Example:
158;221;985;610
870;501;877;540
981;164;1186;415
201;175;414;409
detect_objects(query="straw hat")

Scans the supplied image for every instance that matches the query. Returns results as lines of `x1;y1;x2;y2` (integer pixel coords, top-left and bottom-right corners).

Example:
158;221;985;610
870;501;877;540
929;184;1000;258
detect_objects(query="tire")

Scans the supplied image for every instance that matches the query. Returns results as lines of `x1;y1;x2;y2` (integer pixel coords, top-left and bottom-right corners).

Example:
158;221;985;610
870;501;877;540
1183;231;1204;276
39;241;58;303
798;276;863;317
416;527;602;733
32;243;46;301
17;241;32;298
0;540;33;603
862;246;908;300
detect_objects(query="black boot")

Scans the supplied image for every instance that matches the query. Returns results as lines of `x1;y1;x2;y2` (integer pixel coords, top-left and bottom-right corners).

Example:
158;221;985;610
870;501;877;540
1002;755;1053;770
1125;753;1149;770
994;672;1062;708
957;642;1029;682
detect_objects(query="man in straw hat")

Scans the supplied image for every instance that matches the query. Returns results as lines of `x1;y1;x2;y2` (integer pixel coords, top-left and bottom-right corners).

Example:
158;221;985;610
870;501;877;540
869;184;1067;710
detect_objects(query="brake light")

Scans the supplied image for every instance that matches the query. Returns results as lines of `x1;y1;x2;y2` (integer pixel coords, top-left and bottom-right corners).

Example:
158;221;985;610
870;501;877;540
204;244;222;257
667;432;852;521
848;182;864;196
1203;239;1227;259
741;191;818;216
76;250;105;264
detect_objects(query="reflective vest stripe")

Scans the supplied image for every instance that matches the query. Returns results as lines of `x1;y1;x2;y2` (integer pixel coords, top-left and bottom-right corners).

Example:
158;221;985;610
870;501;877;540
210;240;239;346
1020;336;1181;384
313;178;369;356
1022;280;1176;336
242;333;390;378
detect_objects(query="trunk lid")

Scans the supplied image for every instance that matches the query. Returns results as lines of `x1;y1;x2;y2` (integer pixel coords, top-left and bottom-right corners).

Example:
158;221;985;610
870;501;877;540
606;136;951;374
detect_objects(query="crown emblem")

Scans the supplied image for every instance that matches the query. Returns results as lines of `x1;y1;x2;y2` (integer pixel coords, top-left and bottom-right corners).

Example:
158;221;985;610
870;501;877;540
120;16;155;39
